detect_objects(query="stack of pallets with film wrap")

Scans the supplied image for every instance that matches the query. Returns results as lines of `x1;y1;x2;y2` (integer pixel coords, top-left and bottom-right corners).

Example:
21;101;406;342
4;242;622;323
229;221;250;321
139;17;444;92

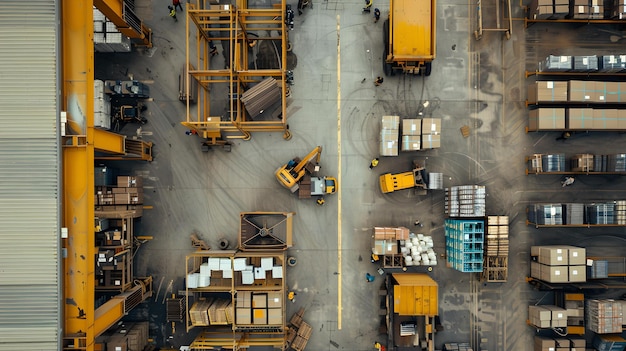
482;216;509;282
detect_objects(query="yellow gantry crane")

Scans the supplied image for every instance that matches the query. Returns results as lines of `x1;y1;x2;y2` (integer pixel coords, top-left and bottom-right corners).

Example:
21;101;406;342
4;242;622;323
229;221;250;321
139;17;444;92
61;1;153;350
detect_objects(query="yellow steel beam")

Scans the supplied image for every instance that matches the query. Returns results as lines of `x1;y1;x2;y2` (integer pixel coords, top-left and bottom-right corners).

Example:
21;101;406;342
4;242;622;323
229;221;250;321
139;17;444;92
93;297;125;337
93;128;126;154
62;0;96;349
94;0;153;47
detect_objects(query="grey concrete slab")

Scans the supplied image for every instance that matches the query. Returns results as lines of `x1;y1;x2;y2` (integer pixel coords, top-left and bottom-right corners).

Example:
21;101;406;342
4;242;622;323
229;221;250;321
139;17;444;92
96;0;626;349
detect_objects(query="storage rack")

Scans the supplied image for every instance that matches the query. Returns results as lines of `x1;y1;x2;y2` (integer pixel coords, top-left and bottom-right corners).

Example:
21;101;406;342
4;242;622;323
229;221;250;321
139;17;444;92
445;219;485;273
527;202;626;227
525;154;626;174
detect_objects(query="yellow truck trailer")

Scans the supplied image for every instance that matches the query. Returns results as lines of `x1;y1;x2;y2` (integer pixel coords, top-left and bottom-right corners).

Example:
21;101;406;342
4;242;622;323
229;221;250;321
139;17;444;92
383;0;436;76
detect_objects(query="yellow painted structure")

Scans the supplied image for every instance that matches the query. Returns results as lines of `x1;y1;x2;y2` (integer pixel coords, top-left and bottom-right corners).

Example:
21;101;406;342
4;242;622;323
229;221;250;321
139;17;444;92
61;1;154;349
392;273;438;316
182;0;291;143
93;0;152;47
385;0;436;74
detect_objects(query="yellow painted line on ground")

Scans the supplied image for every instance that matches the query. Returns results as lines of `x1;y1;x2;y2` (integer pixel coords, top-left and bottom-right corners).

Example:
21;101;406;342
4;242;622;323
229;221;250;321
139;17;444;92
336;14;342;331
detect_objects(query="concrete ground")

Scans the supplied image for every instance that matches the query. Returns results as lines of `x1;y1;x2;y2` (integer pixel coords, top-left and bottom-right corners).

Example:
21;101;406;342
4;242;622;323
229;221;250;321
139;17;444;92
96;0;626;350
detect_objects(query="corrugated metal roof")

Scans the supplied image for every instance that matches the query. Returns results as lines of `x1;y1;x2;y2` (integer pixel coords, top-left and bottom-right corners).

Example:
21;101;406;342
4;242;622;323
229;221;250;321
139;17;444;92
0;1;60;350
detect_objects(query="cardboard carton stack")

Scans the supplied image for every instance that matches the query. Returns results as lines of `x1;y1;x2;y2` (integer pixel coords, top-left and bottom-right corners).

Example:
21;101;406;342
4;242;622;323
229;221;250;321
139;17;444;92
590;0;604;18
401;119;421;151
573;0;592;18
570;154;594;172
586;299;623;334
95;175;144;218
533;336;586;351
612;0;626;18
101;322;149;351
421;118;441;149
528;305;567;328
527;81;568;104
530;0;554;18
380;115;400;156
189;299;214;326
564;293;585;332
573;55;599;71
208;299;234;325
236;291;283;325
371;226;409;256
485;216;509;256
530;246;586;283
601;55;626;72
528;108;565;131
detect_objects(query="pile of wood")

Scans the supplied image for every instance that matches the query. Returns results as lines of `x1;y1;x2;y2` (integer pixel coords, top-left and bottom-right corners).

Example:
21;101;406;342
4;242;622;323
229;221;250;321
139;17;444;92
240;78;281;119
482;216;509;282
285;308;312;351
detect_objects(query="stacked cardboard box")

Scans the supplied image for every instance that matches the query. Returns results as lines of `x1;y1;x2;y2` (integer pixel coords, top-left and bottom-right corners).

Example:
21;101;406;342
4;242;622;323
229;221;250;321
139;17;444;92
573;0;591;18
612;0;626;18
554;0;569;17
236;291;283;326
401;119;421;151
570;154;594;172
533;336;585;351
208;299;233;325
527;81;568;104
530;0;554;18
586;299;624;334
421;118;441;149
530;246;586;283
103;322;149;351
564;293;585;332
380;115;400;156
371;226;409;255
485;216;509;256
95;175;145;218
590;0;604;18
529;108;565;131
601;55;626;72
189;299;214;326
528;305;567;328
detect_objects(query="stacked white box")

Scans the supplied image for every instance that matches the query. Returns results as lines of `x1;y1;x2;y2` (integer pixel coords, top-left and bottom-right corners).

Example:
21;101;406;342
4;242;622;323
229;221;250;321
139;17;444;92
272;266;283;278
242;270;254;285
233;258;247;271
528;305;552;328
187;273;200;288
261;257;273;271
254;267;266;280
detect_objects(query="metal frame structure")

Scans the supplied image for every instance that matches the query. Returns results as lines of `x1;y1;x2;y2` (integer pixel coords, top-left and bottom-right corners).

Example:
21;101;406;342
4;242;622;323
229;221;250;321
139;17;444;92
61;1;154;350
93;0;152;47
182;0;291;144
474;0;512;40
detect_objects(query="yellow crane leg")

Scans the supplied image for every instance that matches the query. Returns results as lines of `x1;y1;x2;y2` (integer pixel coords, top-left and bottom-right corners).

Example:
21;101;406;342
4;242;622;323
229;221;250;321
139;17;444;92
94;0;153;47
62;0;95;349
94;128;126;154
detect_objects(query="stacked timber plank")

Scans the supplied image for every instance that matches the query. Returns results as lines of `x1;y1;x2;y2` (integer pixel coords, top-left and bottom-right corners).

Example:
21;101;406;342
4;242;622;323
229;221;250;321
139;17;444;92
530;245;586;283
240;78;282;119
482;216;509;282
285;308;311;351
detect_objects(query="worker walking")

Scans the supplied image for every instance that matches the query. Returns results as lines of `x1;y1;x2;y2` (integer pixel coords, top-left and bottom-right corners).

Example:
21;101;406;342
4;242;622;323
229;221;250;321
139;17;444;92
366;273;375;282
369;158;379;169
414;220;423;227
374;8;381;22
561;176;575;187
363;0;373;13
316;198;325;206
374;341;386;351
209;42;219;57
168;5;177;21
173;0;183;11
374;76;384;86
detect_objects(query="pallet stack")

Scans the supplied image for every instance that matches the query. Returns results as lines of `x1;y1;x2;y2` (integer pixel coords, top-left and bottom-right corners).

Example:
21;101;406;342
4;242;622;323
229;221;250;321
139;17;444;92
586;299;624;334
445;219;484;273
445;185;486;217
483;216;509;282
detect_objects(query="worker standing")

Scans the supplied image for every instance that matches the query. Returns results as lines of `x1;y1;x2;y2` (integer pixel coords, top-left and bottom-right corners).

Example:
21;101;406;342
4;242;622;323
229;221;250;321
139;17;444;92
369;158;379;169
363;0;373;13
288;291;297;303
365;273;375;282
374;77;384;86
556;131;571;141
374;8;381;22
168;5;177;21
316;198;325;206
